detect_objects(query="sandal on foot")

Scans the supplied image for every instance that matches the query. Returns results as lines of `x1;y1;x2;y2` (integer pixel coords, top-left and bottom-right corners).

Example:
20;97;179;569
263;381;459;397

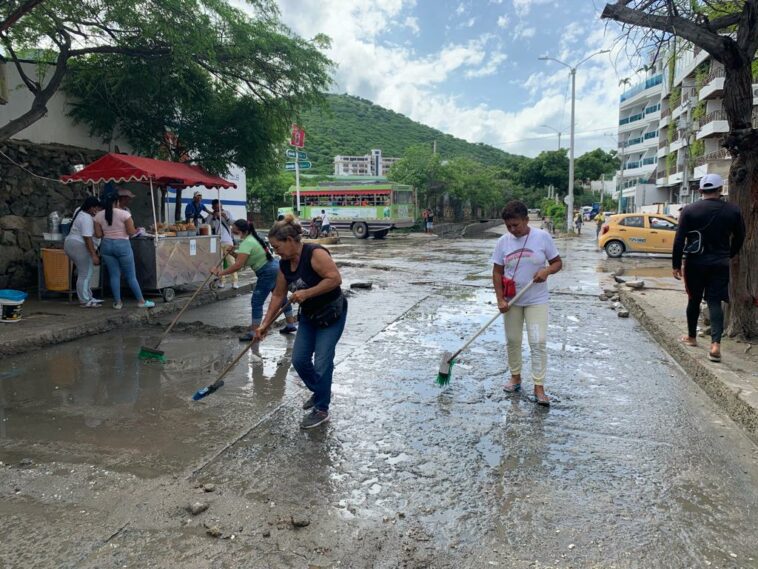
708;351;721;363
503;382;521;393
679;336;697;347
534;393;551;407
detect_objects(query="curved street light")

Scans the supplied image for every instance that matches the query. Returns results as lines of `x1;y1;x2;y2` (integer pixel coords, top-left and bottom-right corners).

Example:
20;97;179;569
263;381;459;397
540;124;563;149
539;49;610;232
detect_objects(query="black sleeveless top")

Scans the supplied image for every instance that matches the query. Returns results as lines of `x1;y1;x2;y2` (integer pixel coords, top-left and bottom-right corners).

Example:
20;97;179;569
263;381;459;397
279;244;342;314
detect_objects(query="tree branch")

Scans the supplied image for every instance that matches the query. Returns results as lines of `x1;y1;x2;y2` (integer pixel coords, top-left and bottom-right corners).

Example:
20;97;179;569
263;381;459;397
0;0;47;35
1;37;40;94
601;1;730;60
737;0;758;59
0;33;70;142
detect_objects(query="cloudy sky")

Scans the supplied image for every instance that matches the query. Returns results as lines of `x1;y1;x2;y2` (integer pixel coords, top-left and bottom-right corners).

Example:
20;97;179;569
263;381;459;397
274;0;639;158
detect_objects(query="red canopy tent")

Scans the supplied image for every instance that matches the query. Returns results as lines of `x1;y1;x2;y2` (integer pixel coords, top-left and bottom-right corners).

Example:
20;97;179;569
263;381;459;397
60;153;236;188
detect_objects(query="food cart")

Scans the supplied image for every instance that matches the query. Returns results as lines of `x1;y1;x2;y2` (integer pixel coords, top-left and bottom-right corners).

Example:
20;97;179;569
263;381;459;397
61;153;236;301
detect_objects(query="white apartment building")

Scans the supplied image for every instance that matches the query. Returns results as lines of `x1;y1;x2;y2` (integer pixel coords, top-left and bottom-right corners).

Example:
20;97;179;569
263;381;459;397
616;60;670;212
333;148;400;177
656;43;757;205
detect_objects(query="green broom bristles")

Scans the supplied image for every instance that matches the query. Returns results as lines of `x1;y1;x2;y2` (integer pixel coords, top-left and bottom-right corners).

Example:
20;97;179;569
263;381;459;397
138;348;166;363
435;359;455;386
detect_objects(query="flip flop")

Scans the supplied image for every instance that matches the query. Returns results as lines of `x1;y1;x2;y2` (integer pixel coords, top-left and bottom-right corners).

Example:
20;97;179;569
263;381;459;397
534;393;551;407
503;382;522;393
679;336;697;347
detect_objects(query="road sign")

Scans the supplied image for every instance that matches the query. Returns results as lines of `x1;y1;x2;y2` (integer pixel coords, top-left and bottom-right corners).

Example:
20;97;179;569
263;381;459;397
284;161;312;171
286;149;308;160
290;124;305;148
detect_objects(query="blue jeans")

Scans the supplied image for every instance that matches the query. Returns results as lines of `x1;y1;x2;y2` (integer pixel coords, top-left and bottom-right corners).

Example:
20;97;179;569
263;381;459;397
251;259;293;324
101;238;143;303
292;299;347;412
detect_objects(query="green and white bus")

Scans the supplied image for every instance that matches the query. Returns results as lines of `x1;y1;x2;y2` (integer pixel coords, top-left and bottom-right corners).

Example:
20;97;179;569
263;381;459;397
278;178;417;239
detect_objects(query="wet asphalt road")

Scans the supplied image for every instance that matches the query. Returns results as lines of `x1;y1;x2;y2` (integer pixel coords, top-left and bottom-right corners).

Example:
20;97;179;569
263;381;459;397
1;230;757;569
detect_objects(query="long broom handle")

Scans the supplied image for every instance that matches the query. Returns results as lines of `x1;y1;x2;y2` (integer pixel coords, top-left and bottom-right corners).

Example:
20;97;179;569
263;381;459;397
211;299;292;387
157;257;225;345
447;280;535;363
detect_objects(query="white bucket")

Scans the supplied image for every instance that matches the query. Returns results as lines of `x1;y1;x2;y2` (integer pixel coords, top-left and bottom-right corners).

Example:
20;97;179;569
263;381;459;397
0;299;23;323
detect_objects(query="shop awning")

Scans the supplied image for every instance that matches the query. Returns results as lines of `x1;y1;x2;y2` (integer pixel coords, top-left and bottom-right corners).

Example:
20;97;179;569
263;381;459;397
61;153;236;189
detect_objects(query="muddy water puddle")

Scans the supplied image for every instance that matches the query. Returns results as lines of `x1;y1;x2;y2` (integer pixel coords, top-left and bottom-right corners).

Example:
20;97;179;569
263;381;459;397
0;327;302;476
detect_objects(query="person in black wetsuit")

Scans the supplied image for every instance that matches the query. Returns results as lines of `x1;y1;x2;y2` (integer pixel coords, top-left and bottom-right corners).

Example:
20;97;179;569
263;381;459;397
257;214;347;429
672;173;745;363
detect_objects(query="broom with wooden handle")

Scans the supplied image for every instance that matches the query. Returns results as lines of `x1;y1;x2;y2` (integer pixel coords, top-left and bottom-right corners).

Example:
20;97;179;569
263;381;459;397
436;280;535;386
138;257;225;362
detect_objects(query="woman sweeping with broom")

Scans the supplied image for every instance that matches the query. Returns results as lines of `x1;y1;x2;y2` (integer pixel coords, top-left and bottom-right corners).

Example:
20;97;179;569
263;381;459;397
211;219;297;340
492;200;562;406
256;214;347;429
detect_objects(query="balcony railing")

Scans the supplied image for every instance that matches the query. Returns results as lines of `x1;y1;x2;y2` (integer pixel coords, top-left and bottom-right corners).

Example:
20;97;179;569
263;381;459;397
702;109;728;125
705;66;726;84
620;74;663;102
619;104;661;126
693;147;731;167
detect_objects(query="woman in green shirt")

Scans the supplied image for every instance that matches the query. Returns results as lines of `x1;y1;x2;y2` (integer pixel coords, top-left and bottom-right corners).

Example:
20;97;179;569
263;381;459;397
212;219;296;340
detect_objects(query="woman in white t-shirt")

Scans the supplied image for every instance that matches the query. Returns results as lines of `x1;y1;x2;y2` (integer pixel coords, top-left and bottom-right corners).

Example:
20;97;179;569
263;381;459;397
64;196;103;307
491;200;562;406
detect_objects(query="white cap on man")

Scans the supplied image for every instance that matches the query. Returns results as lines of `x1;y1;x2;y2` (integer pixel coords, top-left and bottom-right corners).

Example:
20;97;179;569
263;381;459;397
194;191;203;198
699;173;724;192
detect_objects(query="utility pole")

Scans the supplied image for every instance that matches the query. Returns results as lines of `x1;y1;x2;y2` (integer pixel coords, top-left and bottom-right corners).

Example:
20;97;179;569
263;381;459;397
679;100;692;204
540;49;610;232
540;124;562;150
617;138;625;213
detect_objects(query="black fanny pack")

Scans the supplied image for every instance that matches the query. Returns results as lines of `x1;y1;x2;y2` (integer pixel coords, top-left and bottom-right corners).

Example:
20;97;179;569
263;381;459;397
302;294;346;328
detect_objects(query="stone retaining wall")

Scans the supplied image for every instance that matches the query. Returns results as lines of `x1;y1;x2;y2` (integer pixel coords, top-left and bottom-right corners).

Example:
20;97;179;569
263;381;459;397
0;140;103;289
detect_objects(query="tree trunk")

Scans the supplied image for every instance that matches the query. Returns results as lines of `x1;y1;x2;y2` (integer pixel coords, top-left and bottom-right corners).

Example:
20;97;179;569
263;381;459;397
722;64;758;338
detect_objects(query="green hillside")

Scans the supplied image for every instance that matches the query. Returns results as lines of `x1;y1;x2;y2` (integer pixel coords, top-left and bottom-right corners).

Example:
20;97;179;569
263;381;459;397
299;94;527;174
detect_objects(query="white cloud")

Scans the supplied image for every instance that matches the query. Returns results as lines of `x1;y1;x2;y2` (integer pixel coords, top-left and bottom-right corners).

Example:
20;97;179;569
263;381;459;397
513;23;536;40
465;51;508;78
512;0;548;17
497;15;510;28
455;2;466;15
465;17;477;28
271;0;622;158
403;16;420;35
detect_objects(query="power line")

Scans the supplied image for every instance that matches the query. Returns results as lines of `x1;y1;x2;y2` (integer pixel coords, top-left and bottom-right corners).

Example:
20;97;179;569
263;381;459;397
495;125;619;146
0;149;64;183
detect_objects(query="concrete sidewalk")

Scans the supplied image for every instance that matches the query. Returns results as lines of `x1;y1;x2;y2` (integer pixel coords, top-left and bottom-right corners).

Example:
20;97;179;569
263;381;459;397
616;279;758;442
0;277;254;357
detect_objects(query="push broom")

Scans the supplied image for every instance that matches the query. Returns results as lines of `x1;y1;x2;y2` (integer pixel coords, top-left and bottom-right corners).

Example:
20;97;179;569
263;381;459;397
436;280;535;386
138;258;225;363
192;299;293;400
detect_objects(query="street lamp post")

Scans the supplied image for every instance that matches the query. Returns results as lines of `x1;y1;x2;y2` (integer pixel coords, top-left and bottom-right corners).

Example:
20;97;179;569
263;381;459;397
539;49;610;233
540;124;562;150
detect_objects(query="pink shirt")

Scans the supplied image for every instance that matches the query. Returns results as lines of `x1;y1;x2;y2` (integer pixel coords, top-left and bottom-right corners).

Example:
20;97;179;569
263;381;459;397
95;208;132;240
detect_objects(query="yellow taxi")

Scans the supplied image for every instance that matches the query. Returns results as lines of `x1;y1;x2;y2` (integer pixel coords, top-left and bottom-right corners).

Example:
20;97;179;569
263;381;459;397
598;213;679;257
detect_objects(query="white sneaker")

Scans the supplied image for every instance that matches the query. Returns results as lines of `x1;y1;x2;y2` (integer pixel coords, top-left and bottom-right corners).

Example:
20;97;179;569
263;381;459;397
84;299;102;308
217;282;225;289
90;298;104;304
232;283;240;289
113;301;123;310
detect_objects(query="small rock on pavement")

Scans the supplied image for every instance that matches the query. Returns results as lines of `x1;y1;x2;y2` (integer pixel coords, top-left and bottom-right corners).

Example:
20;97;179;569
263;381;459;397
625;280;645;289
350;282;373;290
568;544;576;550
610;295;620;302
189;502;209;515
617;309;630;318
291;514;311;528
19;458;33;467
206;526;222;538
202;483;216;493
262;529;271;538
599;294;609;301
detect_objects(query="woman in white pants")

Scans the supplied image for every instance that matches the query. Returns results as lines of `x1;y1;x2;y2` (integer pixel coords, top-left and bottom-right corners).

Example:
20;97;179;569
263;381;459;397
492;200;562;406
63;196;103;307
